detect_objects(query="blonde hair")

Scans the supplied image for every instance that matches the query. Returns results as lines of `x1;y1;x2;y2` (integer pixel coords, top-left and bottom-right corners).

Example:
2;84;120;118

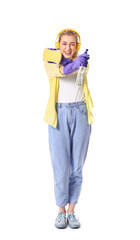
58;30;79;59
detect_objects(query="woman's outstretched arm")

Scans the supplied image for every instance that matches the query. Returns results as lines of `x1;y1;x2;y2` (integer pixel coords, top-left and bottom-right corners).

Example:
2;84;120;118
44;62;66;78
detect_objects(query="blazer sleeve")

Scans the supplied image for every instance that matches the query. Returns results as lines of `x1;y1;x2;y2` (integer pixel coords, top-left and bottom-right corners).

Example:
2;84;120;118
44;62;67;78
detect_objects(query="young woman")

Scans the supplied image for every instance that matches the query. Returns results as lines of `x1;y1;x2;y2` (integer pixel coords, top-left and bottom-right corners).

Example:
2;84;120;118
43;28;95;229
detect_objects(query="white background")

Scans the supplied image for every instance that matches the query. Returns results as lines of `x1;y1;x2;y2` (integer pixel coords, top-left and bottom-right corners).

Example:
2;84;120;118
0;0;140;239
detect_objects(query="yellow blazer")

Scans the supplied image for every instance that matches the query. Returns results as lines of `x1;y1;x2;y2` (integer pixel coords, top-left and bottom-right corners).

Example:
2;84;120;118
43;50;95;128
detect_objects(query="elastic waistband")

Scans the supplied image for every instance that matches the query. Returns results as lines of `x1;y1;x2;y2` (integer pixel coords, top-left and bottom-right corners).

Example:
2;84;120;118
56;101;86;107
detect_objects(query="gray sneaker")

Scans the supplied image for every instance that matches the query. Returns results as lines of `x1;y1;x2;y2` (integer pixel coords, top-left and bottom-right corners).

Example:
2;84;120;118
67;212;81;229
55;212;67;229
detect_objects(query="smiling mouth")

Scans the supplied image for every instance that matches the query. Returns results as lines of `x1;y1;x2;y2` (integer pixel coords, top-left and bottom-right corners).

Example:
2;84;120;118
64;52;71;55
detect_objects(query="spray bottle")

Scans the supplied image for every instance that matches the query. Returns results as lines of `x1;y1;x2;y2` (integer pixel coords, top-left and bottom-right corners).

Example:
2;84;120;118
76;49;88;86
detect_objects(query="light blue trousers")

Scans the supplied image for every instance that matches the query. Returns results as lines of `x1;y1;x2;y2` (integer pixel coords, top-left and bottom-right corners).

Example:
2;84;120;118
48;101;91;207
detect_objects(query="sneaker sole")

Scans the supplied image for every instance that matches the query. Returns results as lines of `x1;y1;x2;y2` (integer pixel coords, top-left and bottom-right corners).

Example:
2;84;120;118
55;223;67;229
68;223;81;229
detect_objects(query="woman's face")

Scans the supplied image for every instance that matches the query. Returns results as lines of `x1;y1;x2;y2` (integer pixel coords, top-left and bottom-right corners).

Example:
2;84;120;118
59;35;77;60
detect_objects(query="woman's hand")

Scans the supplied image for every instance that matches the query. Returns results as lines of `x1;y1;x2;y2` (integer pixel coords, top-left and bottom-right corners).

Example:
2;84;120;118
79;52;90;60
63;52;90;75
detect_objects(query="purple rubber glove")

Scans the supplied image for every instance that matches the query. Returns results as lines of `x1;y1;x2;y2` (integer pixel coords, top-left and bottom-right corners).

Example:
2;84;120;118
80;56;88;67
63;52;90;75
60;54;73;66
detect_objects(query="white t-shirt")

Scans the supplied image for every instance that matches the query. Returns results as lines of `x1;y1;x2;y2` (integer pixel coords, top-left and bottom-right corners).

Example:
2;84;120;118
57;71;86;103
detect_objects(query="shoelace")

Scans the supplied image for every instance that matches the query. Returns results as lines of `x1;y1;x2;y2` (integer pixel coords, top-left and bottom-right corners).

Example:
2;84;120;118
68;213;79;222
56;212;66;222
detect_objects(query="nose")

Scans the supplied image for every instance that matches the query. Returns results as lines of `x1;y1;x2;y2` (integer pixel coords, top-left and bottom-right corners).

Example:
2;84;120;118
66;45;71;51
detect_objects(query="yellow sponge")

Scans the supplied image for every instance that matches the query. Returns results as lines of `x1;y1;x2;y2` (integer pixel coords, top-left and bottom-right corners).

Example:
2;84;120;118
43;48;62;64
